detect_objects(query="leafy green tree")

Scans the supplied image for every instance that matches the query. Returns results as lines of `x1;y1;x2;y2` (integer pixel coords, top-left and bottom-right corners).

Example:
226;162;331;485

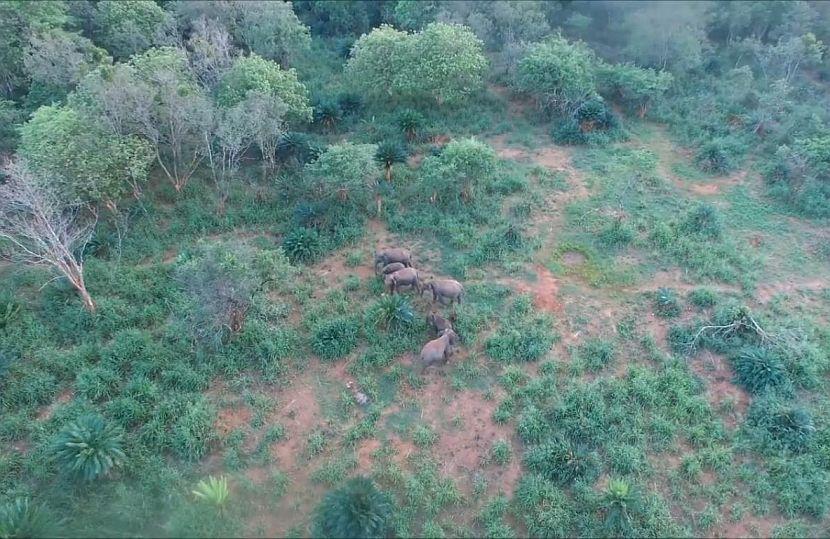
305;142;379;211
620;2;709;73
217;54;312;123
19;104;153;208
420;137;497;204
515;35;598;114
91;0;175;60
52;414;126;481
346;22;486;105
235;1;310;66
406;22;488;105
313;477;395;538
598;62;673;117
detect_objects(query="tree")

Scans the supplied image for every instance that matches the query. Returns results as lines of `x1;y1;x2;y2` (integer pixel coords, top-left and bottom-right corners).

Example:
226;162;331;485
420;137;497;204
313;477;395;539
0;160;97;311
19;104;154;209
621;2;710;73
129;47;213;192
598;62;674;117
375;142;408;181
217;54;312;124
0;0;68;97
23;29;110;93
346;22;487;105
305;142;379;211
234;1;310;66
515;36;598;115
91;0;175;60
406;22;488;105
185;15;234;89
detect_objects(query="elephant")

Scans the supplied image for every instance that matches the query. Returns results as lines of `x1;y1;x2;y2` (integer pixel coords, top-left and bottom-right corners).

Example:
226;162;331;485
384;267;421;294
374;248;412;273
422;279;464;305
379;262;406;277
419;329;459;369
426;311;453;336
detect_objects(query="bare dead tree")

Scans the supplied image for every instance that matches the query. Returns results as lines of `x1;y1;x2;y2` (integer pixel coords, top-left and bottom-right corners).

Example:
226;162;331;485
0;160;98;311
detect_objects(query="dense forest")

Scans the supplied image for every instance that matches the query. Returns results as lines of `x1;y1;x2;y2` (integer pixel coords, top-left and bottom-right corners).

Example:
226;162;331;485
1;1;830;537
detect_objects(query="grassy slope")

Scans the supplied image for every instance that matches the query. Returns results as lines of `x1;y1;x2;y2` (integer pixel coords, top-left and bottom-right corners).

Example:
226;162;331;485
2;65;830;537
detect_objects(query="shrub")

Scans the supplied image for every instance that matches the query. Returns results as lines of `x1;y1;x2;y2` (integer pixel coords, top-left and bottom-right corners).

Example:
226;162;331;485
76;366;120;402
485;317;555;363
312;317;360;360
523;437;600;485
748;399;816;453
282;227;322;264
313;477;395;538
52;414;126;481
314;98;342;130
602;478;642;537
654;287;681;318
172;400;216;461
0;498;58;538
732;346;789;394
412;424;438;447
598;219;634;249
695;138;736;174
577;339;616;371
681;203;723;239
490;440;512;465
398;109;426;141
688;288;717;308
518;406;549;443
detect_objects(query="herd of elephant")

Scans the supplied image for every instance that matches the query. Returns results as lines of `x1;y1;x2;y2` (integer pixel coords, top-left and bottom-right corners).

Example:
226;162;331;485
374;247;463;370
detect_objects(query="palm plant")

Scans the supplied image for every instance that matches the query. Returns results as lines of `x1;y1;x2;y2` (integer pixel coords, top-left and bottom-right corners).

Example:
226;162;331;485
313;477;395;539
371;294;415;331
602;478;640;537
398;109;425;142
374;142;408;182
276;132;321;168
192;475;230;511
0;498;58;538
52;414;125;481
314;99;343;131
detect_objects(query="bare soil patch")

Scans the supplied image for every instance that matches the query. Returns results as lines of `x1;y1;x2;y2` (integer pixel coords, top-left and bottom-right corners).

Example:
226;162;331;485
562;250;587;267
756;278;827;303
215;405;253;437
36;389;74;422
503;263;562;313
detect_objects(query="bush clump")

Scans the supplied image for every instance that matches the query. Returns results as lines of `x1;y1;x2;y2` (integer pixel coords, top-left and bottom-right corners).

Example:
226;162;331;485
51;414;126;481
313;477;395;538
282;227;322;264
731;346;790;394
523;437;600;485
312;317;361;360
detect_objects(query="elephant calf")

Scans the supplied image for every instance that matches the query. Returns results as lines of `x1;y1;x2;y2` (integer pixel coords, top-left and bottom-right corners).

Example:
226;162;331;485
419;329;459;369
374;248;412;273
384;267;421;294
426;311;453;336
422;279;464;305
379;262;406;277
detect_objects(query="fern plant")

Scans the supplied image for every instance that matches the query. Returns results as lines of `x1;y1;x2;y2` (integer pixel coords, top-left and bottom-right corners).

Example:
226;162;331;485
654;287;681;318
192;475;230;510
52;414;125;481
0;498;58;538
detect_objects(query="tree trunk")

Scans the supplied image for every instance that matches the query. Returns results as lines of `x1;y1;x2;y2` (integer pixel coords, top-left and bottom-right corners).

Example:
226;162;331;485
386;164;392;182
74;282;95;312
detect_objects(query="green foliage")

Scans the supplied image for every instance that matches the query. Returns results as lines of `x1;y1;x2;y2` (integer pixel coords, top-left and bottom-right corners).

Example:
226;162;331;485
602;478;642;537
305;142;379;211
485;312;555;363
51;414;126;481
680;203;723;239
577;338;616;371
217;54;312;123
489;439;512;465
398;109;426;141
748;398;816;453
766;135;830;217
695;138;738;174
368;295;415;332
552;97;624;146
91;0;172;60
516;35;598;114
688;288;717;308
312;317;360;361
654;287;681;318
412;424;438;447
374;141;408;181
19;104;153;205
419;137;497;205
171;399;216;462
598;62;673;116
346;23;487;105
732;346;790;394
0;498;58;539
524;437;600;486
313;477;395;539
283;227;322;264
192;475;230;510
232;1;310;65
